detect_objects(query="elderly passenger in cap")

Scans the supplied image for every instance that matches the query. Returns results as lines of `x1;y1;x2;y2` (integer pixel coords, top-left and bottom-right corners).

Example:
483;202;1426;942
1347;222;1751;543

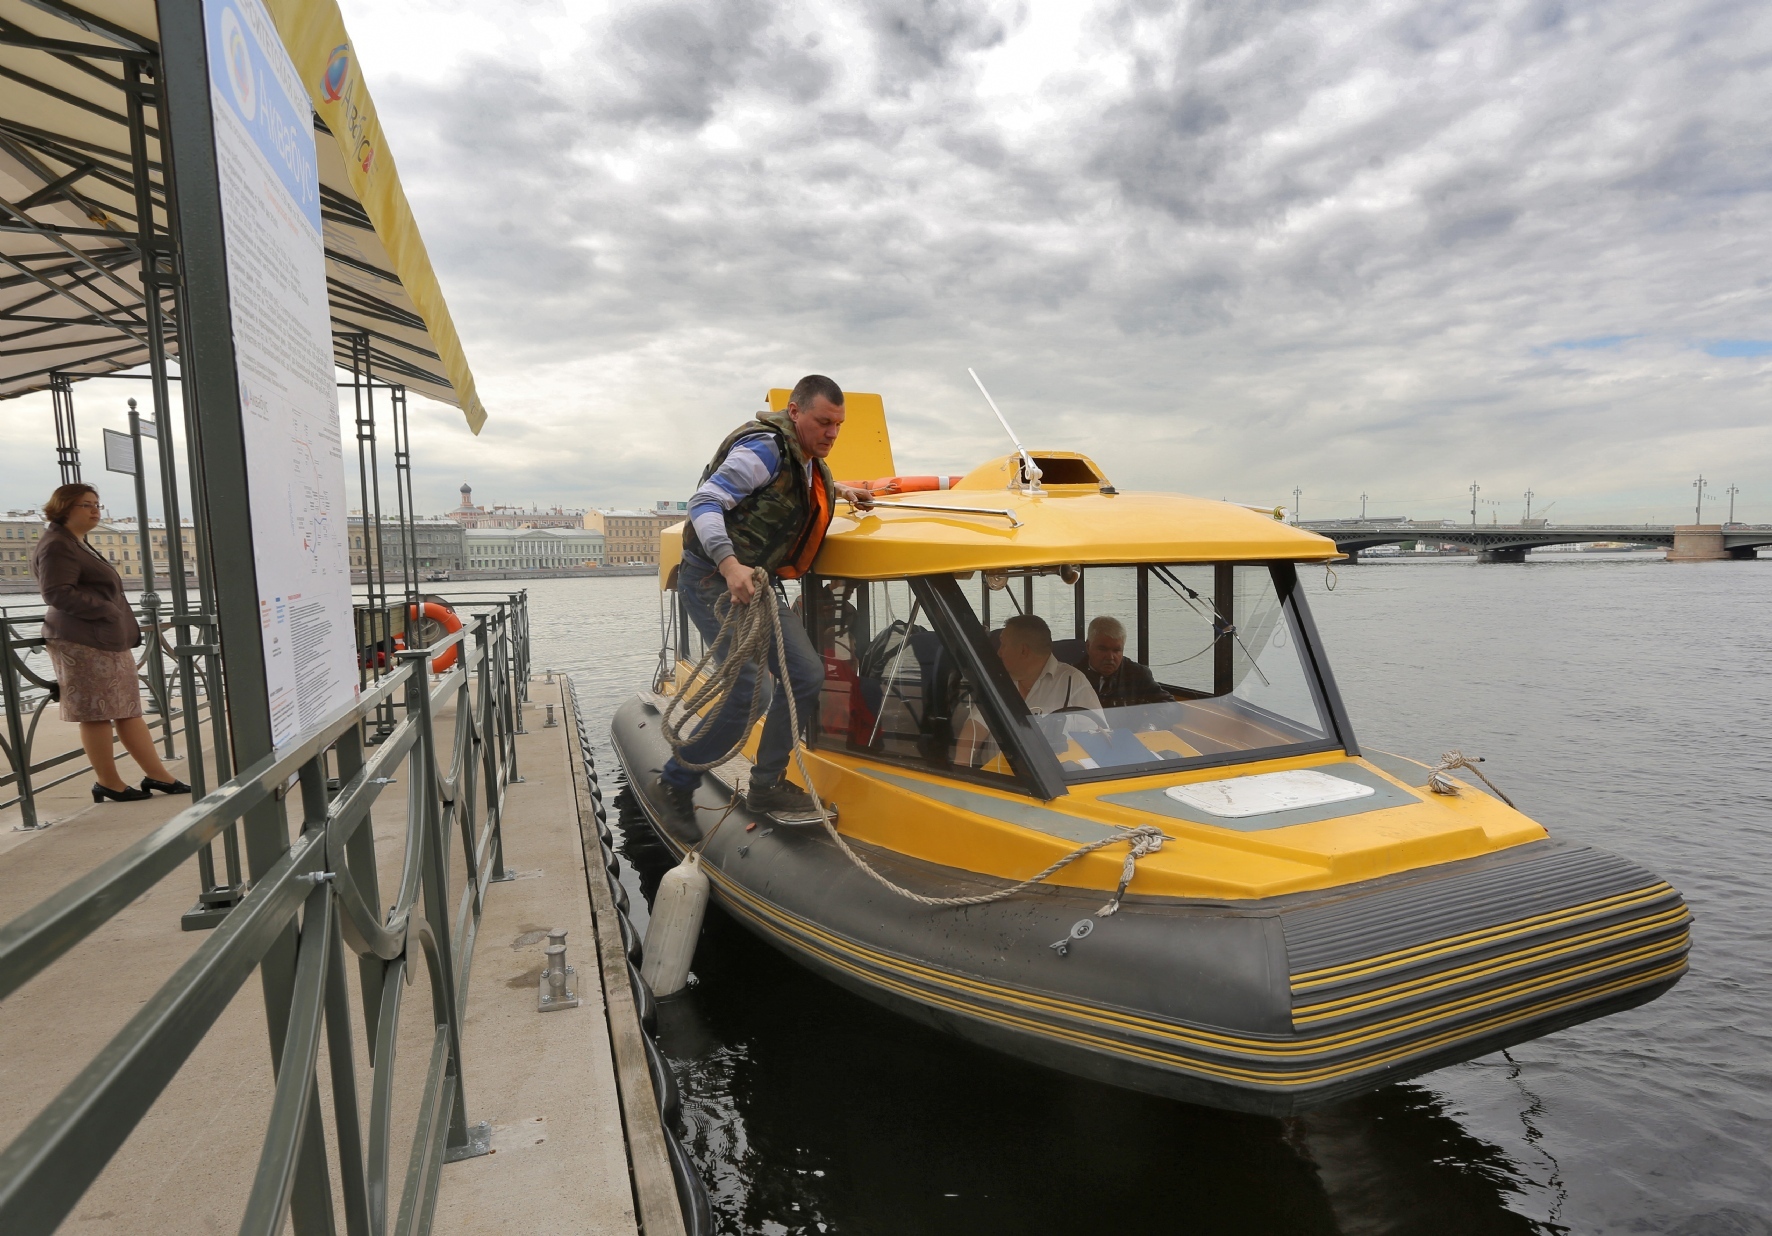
1071;615;1172;709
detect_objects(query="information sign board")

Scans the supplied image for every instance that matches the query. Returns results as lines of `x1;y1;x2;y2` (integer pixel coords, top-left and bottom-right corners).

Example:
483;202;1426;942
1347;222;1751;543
102;428;136;476
205;0;358;746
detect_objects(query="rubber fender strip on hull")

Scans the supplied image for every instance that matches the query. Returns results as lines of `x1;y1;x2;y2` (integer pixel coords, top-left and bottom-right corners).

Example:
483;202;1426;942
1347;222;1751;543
1291;882;1682;989
616;741;1687;1096
710;868;1687;1091
1293;904;1691;1026
696;845;1688;1064
568;682;714;1236
1280;842;1662;970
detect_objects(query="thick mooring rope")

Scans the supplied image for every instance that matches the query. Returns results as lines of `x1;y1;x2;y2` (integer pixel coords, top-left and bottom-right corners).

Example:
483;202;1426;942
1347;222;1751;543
659;575;782;772
1426;750;1516;808
666;566;1167;915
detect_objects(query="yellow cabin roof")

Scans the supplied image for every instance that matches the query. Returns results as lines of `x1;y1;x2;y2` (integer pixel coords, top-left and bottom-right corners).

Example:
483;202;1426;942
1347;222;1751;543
659;445;1337;585
821;460;1337;579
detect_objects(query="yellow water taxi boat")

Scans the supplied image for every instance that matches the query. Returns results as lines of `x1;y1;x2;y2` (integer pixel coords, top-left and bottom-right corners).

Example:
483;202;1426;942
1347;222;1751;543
611;393;1689;1114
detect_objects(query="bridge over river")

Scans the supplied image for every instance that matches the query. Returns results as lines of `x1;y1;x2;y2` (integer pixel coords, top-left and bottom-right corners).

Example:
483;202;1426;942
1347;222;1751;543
1299;521;1772;563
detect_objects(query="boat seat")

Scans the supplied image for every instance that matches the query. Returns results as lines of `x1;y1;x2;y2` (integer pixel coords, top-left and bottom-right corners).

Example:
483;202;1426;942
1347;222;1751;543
1051;636;1085;665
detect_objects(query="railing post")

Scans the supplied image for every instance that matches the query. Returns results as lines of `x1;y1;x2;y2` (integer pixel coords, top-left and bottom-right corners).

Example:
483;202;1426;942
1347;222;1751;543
1;617;40;832
402;651;474;1157
474;619;509;884
332;719;387;1054
495;606;523;782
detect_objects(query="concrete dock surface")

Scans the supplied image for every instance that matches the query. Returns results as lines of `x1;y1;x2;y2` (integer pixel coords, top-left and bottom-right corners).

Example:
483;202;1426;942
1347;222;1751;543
0;679;674;1234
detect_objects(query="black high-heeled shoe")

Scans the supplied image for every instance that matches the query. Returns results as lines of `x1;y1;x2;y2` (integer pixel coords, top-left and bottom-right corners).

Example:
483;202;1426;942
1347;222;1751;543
93;782;152;803
140;776;191;795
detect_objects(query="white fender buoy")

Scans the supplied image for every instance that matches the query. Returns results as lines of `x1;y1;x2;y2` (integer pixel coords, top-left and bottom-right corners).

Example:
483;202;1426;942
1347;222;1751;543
640;852;709;997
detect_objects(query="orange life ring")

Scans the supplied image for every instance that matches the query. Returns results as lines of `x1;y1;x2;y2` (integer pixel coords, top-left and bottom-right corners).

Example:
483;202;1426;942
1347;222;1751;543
396;600;463;672
853;475;965;495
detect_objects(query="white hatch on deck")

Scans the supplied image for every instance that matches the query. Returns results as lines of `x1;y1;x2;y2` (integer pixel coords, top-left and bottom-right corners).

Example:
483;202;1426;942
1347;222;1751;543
1165;769;1376;818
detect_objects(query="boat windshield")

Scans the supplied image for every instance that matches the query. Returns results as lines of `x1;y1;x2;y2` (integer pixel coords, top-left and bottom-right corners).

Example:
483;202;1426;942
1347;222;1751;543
803;564;1340;787
1001;564;1335;780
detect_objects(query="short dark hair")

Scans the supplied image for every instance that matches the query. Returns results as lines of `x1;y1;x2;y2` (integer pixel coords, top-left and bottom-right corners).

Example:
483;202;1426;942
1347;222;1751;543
1001;614;1052;655
789;374;843;411
43;482;97;525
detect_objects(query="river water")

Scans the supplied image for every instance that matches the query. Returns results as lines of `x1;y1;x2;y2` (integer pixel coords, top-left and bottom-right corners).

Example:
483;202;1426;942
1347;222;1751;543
517;553;1771;1236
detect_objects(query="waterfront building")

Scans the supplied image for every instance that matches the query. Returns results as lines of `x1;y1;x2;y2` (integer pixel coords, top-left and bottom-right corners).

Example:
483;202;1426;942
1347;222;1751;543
14;516;199;582
602;504;687;566
465;526;604;571
0;512;44;579
446;483;584;529
348;515;466;575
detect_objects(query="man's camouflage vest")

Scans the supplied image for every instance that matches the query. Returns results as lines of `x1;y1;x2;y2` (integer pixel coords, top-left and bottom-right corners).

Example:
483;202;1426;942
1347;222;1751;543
682;409;835;579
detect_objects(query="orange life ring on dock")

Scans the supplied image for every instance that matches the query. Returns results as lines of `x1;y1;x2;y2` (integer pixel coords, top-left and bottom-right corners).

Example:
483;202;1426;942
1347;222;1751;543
396;600;463;672
854;475;965;495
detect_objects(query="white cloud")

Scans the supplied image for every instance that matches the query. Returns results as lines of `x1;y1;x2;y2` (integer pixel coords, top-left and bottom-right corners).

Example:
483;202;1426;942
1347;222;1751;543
10;0;1765;528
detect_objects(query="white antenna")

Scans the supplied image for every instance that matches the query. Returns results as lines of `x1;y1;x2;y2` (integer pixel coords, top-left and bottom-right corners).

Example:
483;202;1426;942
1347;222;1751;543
968;368;1042;495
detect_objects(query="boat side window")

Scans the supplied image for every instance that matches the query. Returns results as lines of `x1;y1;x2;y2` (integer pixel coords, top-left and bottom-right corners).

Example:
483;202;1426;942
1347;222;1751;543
805;575;1018;786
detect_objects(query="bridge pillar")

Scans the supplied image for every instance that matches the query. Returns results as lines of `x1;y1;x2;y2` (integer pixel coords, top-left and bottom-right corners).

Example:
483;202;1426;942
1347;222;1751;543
1477;546;1528;563
1727;545;1761;560
1668;525;1725;562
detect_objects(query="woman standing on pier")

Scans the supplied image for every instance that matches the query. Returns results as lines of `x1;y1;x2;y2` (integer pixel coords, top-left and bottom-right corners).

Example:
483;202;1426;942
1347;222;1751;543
30;483;187;803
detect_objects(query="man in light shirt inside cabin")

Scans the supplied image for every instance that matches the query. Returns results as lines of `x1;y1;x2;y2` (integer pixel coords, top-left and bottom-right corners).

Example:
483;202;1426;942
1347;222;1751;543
955;614;1104;765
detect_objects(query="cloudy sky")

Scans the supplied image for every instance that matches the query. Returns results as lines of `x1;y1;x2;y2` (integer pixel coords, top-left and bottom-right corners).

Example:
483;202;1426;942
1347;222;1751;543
8;0;1769;525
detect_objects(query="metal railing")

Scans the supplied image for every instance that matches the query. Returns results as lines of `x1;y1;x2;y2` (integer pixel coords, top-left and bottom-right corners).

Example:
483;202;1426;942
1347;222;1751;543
0;592;530;1235
0;601;217;831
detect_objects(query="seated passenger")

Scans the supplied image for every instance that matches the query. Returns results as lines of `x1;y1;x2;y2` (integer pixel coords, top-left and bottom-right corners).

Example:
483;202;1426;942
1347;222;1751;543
954;615;1104;765
998;615;1105;719
1071;615;1171;708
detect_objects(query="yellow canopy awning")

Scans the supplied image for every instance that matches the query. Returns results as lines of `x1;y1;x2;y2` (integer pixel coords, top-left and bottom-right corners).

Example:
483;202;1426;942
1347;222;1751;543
0;0;486;431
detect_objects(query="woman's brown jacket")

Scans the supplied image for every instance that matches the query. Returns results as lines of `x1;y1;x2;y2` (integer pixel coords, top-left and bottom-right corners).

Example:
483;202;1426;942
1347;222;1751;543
30;523;142;651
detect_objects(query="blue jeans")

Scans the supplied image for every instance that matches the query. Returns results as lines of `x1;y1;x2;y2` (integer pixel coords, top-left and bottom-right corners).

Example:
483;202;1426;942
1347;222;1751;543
661;556;825;790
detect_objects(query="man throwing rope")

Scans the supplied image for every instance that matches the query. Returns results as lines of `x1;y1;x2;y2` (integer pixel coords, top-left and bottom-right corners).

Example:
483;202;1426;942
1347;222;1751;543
659;375;875;819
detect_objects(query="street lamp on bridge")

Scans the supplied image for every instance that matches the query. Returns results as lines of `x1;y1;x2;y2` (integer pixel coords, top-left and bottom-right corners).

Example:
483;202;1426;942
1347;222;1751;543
1726;484;1739;524
1693;475;1707;524
1470;482;1480;526
1524;489;1535;521
1293;487;1302;525
1360;492;1369;520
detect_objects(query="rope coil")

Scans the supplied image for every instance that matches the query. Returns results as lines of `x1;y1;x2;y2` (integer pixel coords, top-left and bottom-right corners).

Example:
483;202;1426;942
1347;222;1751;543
665;566;1168;915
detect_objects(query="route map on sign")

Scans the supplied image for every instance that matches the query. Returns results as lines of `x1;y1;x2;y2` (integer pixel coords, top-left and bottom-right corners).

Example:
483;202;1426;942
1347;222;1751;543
207;0;358;746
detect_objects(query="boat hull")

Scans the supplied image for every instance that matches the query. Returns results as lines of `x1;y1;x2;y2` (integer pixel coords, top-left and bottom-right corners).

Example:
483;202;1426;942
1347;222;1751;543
611;697;1689;1115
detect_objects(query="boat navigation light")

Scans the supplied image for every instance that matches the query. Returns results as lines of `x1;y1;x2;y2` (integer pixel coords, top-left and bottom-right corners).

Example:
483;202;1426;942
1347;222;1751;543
967;367;1044;496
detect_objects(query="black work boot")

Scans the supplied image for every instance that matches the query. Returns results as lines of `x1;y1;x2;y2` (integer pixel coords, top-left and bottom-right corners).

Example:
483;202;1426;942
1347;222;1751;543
746;776;817;819
658;776;696;820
